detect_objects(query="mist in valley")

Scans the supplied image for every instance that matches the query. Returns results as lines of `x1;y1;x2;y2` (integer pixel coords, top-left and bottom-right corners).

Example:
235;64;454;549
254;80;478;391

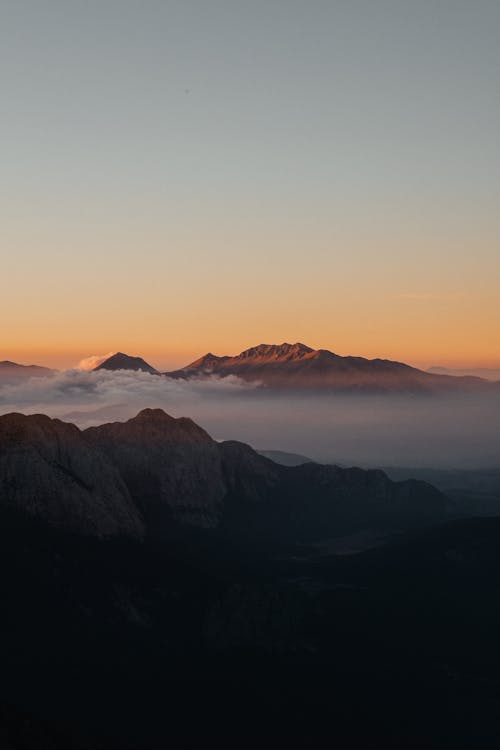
0;369;499;471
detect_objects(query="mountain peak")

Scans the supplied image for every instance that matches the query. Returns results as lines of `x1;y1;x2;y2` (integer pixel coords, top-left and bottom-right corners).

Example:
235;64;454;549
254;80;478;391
128;409;211;440
185;352;230;371
132;408;175;422
86;409;214;446
238;342;314;362
94;352;158;375
164;341;492;393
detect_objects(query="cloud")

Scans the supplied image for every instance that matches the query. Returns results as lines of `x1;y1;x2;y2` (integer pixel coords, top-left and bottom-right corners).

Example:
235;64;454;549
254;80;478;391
0;368;499;469
0;368;257;427
76;353;117;371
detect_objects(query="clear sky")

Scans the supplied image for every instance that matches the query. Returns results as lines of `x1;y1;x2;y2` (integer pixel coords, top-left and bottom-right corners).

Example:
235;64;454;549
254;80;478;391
1;0;499;370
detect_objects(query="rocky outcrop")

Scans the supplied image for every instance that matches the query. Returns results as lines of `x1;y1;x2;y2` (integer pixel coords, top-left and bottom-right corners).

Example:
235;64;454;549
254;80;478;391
0;412;144;538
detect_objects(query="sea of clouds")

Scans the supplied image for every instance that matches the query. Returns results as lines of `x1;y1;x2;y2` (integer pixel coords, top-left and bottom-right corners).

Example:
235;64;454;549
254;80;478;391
1;366;499;469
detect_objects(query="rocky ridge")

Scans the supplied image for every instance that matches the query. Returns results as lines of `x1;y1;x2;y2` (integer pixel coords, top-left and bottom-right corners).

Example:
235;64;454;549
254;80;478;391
0;409;449;541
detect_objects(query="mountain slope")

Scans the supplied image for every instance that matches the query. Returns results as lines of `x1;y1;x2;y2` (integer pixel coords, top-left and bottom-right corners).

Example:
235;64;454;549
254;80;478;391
85;408;228;529
94;352;158;374
258;449;314;466
0;479;499;749
0;412;144;538
0;408;450;542
165;342;488;393
429;365;500;381
85;408;448;540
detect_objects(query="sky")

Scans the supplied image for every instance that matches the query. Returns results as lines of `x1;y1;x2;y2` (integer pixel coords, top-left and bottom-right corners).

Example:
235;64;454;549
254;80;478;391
1;0;499;371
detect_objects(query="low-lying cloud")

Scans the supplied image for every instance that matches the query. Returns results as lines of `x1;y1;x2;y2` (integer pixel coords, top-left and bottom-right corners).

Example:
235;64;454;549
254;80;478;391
0;368;253;418
1;369;499;470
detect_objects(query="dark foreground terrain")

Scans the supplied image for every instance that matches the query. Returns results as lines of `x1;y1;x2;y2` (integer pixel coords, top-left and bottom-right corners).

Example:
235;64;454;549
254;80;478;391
0;410;499;748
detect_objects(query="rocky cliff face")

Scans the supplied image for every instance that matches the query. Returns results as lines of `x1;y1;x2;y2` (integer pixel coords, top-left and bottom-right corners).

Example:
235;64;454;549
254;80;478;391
0;412;144;538
85;409;228;528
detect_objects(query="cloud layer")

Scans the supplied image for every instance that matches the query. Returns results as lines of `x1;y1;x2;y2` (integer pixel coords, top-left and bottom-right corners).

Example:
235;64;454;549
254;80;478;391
1;369;499;469
0;369;255;427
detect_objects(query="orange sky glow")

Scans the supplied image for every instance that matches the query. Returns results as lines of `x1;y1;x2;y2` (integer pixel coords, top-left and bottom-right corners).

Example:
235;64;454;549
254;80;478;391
2;3;499;372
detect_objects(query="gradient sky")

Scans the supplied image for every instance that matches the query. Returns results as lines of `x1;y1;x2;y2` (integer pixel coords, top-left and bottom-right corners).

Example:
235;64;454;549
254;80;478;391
2;0;499;370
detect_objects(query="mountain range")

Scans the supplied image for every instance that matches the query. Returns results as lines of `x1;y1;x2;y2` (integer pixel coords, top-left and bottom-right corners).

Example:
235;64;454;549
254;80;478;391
428;365;500;381
0;408;449;542
97;343;495;393
1;346;497;394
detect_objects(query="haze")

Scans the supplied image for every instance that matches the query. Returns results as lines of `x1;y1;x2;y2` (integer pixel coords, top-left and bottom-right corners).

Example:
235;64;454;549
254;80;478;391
1;369;499;469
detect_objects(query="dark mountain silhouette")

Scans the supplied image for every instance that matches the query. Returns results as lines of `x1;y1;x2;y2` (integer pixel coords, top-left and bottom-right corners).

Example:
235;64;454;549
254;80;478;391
86;408;451;540
257;449;314;466
94;352;158;374
0;412;144;538
164;341;490;393
1;484;500;747
383;465;500;516
0;360;56;382
0;408;449;543
85;409;226;529
1;408;500;748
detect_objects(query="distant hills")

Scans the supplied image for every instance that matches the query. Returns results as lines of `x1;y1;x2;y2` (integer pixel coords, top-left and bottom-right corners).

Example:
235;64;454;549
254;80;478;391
0;360;56;383
257;449;314;466
428;365;500;381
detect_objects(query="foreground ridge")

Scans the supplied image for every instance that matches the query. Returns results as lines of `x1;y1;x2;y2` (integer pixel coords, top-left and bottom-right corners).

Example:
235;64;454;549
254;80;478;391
0;408;449;540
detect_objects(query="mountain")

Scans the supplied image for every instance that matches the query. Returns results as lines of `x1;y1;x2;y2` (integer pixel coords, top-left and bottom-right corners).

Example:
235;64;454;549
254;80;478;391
84;408;449;540
0;412;144;538
85;408;227;529
165;342;489;393
257;449;314;466
429;365;500;381
94;352;159;374
383;465;500;516
1;408;498;749
0;408;448;542
0;360;56;383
